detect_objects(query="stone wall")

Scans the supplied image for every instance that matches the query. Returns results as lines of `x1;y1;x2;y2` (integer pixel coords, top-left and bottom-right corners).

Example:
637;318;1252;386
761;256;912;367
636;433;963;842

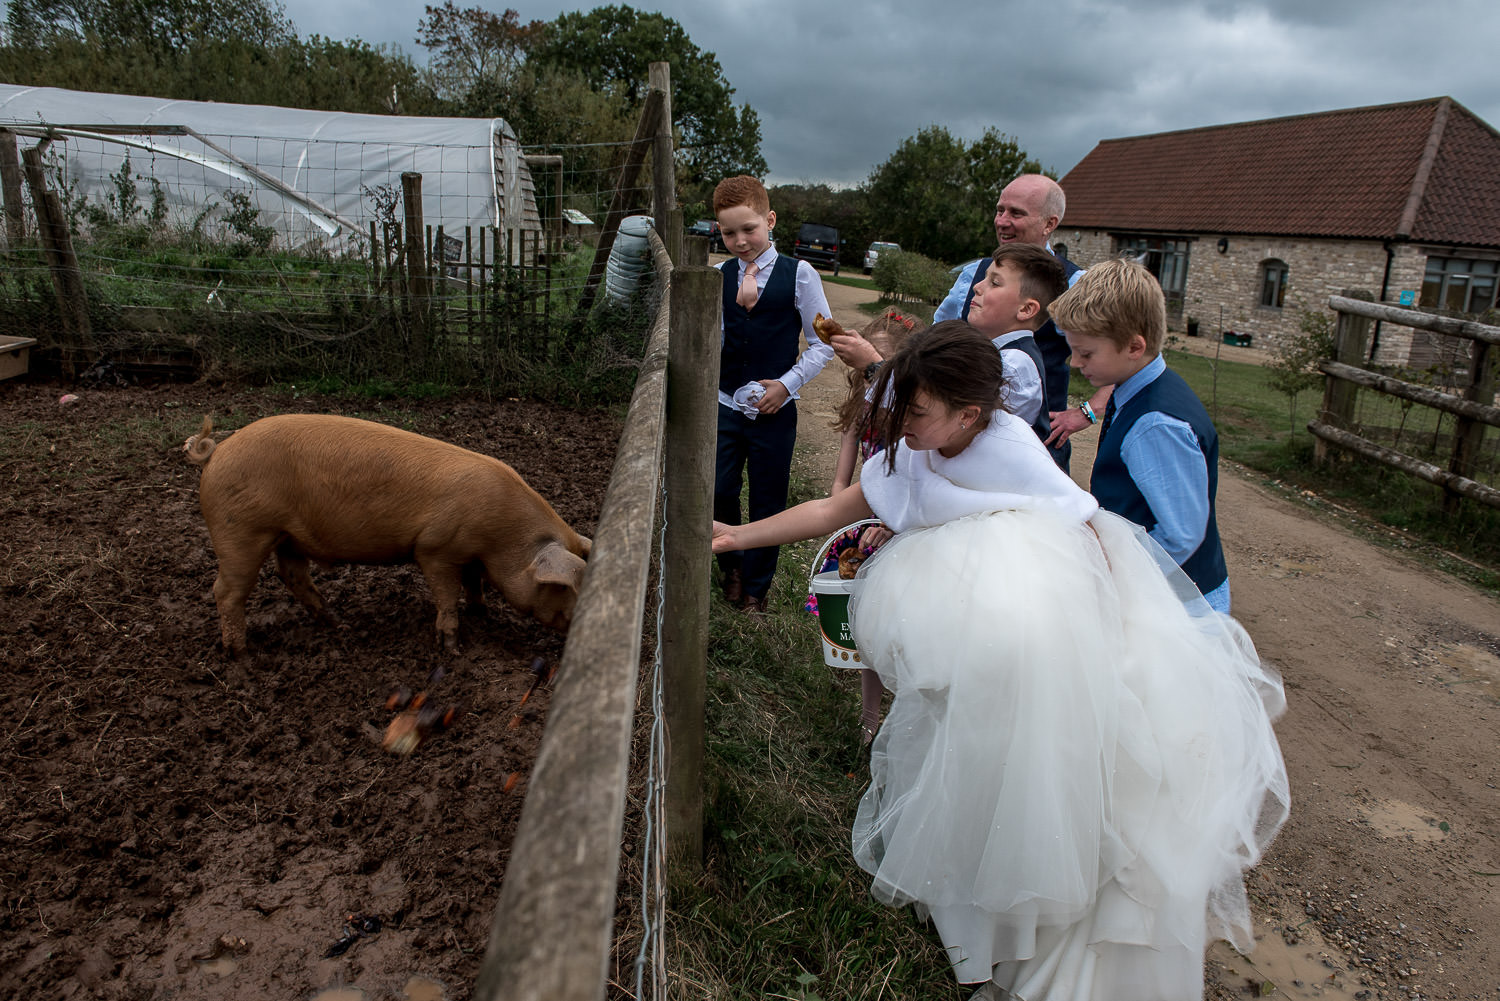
1054;228;1432;365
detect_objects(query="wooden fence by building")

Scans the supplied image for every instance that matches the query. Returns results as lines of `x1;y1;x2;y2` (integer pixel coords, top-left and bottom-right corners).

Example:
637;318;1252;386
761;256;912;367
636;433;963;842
1310;292;1500;512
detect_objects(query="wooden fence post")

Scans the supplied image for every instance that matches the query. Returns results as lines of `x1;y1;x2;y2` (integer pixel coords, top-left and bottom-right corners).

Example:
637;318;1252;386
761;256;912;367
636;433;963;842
649;62;683;267
575;88;664;317
663;265;721;869
20;143;90;373
1314;289;1373;465
401;172;429;365
0;130;26;245
1444;335;1495;514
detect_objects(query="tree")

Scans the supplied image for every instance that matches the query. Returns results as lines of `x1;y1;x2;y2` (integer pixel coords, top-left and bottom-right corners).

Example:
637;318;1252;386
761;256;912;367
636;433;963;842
864;125;1043;264
0;28;428;117
414;3;543;102
4;0;293;51
1265;309;1336;432
527;5;766;186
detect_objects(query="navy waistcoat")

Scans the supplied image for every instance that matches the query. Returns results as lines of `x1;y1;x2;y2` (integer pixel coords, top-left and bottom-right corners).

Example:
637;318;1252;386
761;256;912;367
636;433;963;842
998;333;1052;442
720;256;802;396
1091;368;1228;595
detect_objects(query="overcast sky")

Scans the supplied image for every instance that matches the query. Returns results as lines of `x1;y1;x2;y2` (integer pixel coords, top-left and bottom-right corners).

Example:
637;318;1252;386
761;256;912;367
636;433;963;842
278;0;1500;187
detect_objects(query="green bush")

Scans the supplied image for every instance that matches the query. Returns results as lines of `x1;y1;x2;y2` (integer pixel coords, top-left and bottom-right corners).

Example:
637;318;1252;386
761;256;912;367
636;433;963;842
870;250;953;305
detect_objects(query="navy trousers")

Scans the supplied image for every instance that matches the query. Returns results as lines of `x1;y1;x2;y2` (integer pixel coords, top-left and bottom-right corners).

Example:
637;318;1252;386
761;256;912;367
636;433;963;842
714;401;797;601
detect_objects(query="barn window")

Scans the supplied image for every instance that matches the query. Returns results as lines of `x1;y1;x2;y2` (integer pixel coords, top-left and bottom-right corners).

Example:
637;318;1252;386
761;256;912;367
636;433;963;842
1260;259;1289;308
1114;235;1190;319
1420;256;1498;314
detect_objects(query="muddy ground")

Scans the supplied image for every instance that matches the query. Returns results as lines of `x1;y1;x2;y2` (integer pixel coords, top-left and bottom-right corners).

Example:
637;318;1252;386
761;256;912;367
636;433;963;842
0;380;621;1000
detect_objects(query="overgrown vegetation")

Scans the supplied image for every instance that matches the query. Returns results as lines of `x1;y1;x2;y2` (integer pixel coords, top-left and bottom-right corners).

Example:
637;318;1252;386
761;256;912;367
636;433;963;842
1263;309;1335;432
0;164;650;406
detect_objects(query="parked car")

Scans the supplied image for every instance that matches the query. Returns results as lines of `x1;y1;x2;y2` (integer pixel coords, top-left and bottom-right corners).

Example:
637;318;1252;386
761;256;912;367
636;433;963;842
864;241;900;274
949;257;987;280
791;222;840;275
687;218;723;252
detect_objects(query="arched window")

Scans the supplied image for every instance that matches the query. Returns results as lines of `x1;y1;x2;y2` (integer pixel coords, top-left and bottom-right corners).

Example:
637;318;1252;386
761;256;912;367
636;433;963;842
1260;259;1289;308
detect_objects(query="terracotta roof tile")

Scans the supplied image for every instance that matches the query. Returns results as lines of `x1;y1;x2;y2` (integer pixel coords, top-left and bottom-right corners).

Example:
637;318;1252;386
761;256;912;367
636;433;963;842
1059;98;1500;248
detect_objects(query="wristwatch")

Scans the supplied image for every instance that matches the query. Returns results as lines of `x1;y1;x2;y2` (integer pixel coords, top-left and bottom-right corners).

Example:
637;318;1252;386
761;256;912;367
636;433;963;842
863;360;884;381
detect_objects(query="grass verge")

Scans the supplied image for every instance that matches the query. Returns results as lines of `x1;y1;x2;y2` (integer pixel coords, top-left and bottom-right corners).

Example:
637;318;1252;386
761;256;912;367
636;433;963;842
670;475;964;1000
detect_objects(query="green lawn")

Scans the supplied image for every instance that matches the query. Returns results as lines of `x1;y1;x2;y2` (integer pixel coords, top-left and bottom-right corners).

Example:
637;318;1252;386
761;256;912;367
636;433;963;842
673;488;965;1000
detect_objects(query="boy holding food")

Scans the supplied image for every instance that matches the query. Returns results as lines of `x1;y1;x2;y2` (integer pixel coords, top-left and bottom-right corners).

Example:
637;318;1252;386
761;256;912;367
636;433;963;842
712;174;835;613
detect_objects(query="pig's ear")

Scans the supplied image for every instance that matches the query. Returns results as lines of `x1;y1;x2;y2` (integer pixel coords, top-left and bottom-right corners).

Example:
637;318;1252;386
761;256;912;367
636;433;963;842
533;541;586;587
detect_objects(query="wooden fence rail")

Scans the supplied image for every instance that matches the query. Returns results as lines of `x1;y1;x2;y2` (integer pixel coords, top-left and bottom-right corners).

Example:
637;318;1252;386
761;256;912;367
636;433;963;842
472;229;720;1001
1310;292;1500;512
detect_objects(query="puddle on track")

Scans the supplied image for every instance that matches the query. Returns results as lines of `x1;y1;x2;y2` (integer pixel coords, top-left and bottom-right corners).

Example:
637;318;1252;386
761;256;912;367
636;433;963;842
1210;918;1357;998
1436;641;1500;693
1359;797;1450;842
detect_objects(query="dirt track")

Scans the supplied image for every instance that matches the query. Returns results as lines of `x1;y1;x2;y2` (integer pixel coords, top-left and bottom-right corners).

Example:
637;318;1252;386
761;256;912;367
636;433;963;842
803;278;1500;999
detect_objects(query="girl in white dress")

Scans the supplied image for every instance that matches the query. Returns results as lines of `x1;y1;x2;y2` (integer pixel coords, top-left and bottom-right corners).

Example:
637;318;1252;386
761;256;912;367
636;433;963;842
710;322;1289;1000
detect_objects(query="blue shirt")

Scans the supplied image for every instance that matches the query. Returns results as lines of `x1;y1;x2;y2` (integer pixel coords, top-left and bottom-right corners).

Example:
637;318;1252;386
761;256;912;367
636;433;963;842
1111;355;1231;613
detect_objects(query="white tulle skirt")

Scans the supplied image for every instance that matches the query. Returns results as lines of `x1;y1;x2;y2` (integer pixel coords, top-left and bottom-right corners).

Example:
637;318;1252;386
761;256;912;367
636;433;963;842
848;508;1289;999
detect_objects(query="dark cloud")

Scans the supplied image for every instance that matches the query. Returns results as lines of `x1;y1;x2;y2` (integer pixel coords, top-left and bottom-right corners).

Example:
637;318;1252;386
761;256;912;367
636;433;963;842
280;0;1500;187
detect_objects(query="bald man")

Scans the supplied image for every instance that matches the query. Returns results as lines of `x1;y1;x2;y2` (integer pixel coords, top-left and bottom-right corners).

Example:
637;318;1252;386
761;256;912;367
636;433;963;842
935;175;1108;471
830;174;1109;471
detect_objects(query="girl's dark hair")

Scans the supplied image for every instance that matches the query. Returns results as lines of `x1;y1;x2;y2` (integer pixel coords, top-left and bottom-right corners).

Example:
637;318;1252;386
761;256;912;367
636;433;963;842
870;320;1007;474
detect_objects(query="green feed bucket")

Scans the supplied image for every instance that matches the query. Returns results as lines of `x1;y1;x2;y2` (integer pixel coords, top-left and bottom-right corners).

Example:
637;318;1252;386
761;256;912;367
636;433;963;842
808;519;881;670
811;571;862;668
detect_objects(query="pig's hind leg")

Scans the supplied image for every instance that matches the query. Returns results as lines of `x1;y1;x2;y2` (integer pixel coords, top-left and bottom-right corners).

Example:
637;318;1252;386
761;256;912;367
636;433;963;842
211;534;277;657
274;541;339;627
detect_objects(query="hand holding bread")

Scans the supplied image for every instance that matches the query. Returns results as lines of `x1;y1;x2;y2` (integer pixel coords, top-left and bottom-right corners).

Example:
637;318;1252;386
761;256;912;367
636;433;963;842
813;312;847;344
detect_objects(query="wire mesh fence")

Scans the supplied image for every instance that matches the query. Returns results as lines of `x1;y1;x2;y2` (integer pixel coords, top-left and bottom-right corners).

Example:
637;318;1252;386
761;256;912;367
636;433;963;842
1350;322;1500;492
1313;296;1500;507
0;121;662;398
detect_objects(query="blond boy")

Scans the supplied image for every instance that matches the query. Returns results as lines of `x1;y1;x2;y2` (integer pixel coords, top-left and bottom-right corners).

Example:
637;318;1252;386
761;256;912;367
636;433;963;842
1049;258;1231;611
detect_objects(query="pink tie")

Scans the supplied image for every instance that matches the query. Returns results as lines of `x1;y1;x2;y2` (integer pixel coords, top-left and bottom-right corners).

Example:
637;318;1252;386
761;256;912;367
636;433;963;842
736;262;760;310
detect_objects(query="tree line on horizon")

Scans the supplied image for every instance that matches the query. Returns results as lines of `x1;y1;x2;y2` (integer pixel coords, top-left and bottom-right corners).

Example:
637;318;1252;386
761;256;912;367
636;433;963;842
0;0;1049;265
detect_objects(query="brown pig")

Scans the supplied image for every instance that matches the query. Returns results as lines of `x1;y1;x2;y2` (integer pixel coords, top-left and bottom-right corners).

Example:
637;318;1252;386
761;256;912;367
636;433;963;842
184;414;591;656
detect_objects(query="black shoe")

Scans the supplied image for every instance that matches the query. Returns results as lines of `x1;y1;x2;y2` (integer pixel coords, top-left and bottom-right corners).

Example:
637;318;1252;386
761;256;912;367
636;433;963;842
722;568;743;604
739;594;767;614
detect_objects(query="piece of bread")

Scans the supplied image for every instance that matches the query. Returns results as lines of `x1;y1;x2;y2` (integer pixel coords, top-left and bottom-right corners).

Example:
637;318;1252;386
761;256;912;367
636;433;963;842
813;312;845;344
838;545;866;579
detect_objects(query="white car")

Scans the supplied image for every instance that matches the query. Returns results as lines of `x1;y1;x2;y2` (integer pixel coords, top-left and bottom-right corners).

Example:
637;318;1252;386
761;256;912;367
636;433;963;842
864;241;900;274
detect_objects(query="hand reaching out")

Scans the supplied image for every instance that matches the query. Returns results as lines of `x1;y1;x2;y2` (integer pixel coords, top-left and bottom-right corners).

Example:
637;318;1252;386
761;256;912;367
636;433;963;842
711;520;738;554
1045;406;1093;447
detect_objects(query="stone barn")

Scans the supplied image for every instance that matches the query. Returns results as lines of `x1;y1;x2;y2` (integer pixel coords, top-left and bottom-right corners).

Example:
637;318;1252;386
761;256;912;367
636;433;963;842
1056;96;1500;368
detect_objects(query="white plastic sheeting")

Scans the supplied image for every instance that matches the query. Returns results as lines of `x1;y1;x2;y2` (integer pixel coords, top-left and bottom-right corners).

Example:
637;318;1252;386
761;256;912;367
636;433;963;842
0;83;540;256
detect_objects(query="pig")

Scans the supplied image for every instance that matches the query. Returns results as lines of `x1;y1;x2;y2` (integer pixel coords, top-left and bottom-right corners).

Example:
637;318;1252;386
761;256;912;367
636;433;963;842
183;413;591;656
